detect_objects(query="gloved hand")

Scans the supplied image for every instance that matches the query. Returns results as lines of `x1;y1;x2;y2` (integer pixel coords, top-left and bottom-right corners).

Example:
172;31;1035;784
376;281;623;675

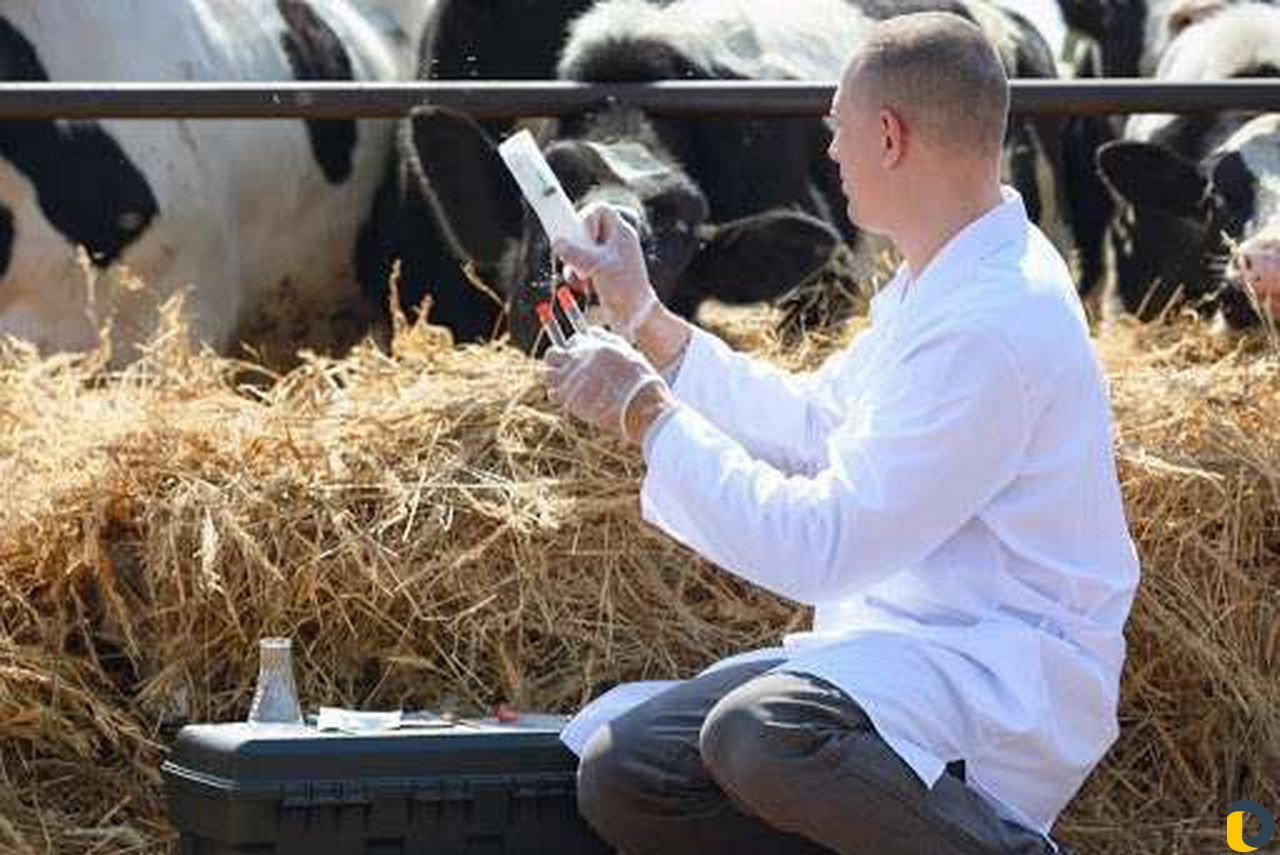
544;327;668;443
552;202;660;342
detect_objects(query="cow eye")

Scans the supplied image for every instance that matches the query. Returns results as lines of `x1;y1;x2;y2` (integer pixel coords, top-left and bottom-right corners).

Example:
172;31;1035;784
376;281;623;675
1207;152;1254;231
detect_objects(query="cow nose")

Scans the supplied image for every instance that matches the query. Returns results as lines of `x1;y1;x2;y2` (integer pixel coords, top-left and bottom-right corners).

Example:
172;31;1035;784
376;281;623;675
1236;235;1280;314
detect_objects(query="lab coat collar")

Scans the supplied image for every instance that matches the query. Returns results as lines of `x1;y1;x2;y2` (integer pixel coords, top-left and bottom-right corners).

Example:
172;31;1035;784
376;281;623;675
872;186;1027;321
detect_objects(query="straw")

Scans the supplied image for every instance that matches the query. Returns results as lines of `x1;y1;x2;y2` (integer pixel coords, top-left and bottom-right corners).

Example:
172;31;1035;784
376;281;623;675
0;293;1275;854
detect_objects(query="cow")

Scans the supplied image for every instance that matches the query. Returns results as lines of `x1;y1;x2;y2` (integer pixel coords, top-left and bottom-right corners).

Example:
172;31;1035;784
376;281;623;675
1095;3;1280;325
0;0;427;362
392;0;1075;351
1056;0;1277;78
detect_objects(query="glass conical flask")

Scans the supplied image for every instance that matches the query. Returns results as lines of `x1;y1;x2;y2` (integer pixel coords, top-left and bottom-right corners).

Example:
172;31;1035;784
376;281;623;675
247;637;304;725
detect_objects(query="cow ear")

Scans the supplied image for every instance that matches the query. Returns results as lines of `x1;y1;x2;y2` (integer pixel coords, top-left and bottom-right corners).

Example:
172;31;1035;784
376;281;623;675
678;211;840;311
408;107;524;263
1097;140;1207;217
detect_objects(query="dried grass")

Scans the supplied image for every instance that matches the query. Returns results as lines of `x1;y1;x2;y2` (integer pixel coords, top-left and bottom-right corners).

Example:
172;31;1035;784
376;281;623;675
0;295;1275;854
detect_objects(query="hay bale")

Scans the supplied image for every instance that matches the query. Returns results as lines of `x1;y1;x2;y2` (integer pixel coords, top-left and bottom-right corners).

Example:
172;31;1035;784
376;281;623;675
1062;321;1280;854
0;297;1276;854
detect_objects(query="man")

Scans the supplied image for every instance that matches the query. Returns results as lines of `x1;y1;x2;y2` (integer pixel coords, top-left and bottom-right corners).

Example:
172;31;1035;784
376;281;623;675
545;12;1140;855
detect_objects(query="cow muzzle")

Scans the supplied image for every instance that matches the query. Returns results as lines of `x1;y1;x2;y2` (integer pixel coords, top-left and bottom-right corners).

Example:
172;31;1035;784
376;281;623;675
1236;230;1280;315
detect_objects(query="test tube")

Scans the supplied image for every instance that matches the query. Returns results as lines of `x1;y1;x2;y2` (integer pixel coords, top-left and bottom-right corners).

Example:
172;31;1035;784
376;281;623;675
557;286;590;336
536;300;570;348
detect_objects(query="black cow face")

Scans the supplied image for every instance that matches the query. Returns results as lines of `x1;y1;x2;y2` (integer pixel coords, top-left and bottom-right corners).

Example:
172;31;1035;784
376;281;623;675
408;107;839;350
1097;139;1263;326
541;137;709;309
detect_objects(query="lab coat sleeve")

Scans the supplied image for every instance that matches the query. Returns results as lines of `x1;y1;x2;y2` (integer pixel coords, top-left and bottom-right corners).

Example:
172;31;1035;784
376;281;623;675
668;326;855;475
641;328;1030;605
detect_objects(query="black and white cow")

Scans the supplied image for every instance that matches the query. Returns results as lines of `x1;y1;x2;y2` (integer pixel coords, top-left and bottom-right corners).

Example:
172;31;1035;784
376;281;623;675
1056;0;1277;77
395;0;1073;350
1095;3;1280;324
0;0;427;360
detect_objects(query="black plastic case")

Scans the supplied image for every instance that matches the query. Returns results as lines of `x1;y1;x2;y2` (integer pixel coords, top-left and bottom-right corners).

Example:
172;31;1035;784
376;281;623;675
162;717;612;854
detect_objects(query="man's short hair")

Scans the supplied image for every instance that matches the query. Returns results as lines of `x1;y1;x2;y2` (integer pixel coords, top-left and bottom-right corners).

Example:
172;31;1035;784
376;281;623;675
845;12;1009;157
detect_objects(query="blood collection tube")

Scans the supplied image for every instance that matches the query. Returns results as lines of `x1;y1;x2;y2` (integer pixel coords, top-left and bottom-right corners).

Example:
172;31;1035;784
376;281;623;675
536;300;570;348
556;286;590;335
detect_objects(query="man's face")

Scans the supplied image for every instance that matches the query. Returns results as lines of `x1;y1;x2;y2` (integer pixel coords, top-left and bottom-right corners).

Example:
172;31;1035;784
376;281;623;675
827;74;887;232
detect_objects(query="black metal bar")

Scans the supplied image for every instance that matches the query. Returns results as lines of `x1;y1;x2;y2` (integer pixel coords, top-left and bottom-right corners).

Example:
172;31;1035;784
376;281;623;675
0;79;1278;119
1012;79;1280;115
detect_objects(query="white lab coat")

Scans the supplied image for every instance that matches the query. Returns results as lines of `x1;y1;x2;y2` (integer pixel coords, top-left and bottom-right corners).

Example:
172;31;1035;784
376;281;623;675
636;188;1140;836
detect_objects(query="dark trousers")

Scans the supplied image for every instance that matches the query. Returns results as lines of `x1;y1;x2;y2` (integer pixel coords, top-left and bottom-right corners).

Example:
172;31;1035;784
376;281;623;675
576;659;1055;855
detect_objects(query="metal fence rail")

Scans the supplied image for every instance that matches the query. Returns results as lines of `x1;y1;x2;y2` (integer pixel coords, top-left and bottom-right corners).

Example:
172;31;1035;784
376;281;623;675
1;79;1279;119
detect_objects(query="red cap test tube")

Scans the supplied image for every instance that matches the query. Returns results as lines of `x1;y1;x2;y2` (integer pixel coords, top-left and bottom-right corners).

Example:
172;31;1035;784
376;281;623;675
556;287;590;335
536;301;570;348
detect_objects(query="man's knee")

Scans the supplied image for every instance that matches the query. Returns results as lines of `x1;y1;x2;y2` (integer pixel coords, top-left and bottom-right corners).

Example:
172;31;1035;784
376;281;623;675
576;724;643;846
577;716;705;853
699;671;872;806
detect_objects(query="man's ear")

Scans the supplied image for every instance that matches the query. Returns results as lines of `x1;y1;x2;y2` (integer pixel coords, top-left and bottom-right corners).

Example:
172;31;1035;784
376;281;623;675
673;210;840;314
880;108;906;169
408;106;525;263
1096;139;1207;218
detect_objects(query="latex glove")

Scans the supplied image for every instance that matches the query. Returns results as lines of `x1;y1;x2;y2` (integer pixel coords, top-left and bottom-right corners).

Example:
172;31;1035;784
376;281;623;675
544;327;667;443
552;202;659;341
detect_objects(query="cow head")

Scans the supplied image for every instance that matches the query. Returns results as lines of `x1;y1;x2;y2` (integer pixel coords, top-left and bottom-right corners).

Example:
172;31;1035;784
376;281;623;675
408;107;839;350
1097;114;1280;326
